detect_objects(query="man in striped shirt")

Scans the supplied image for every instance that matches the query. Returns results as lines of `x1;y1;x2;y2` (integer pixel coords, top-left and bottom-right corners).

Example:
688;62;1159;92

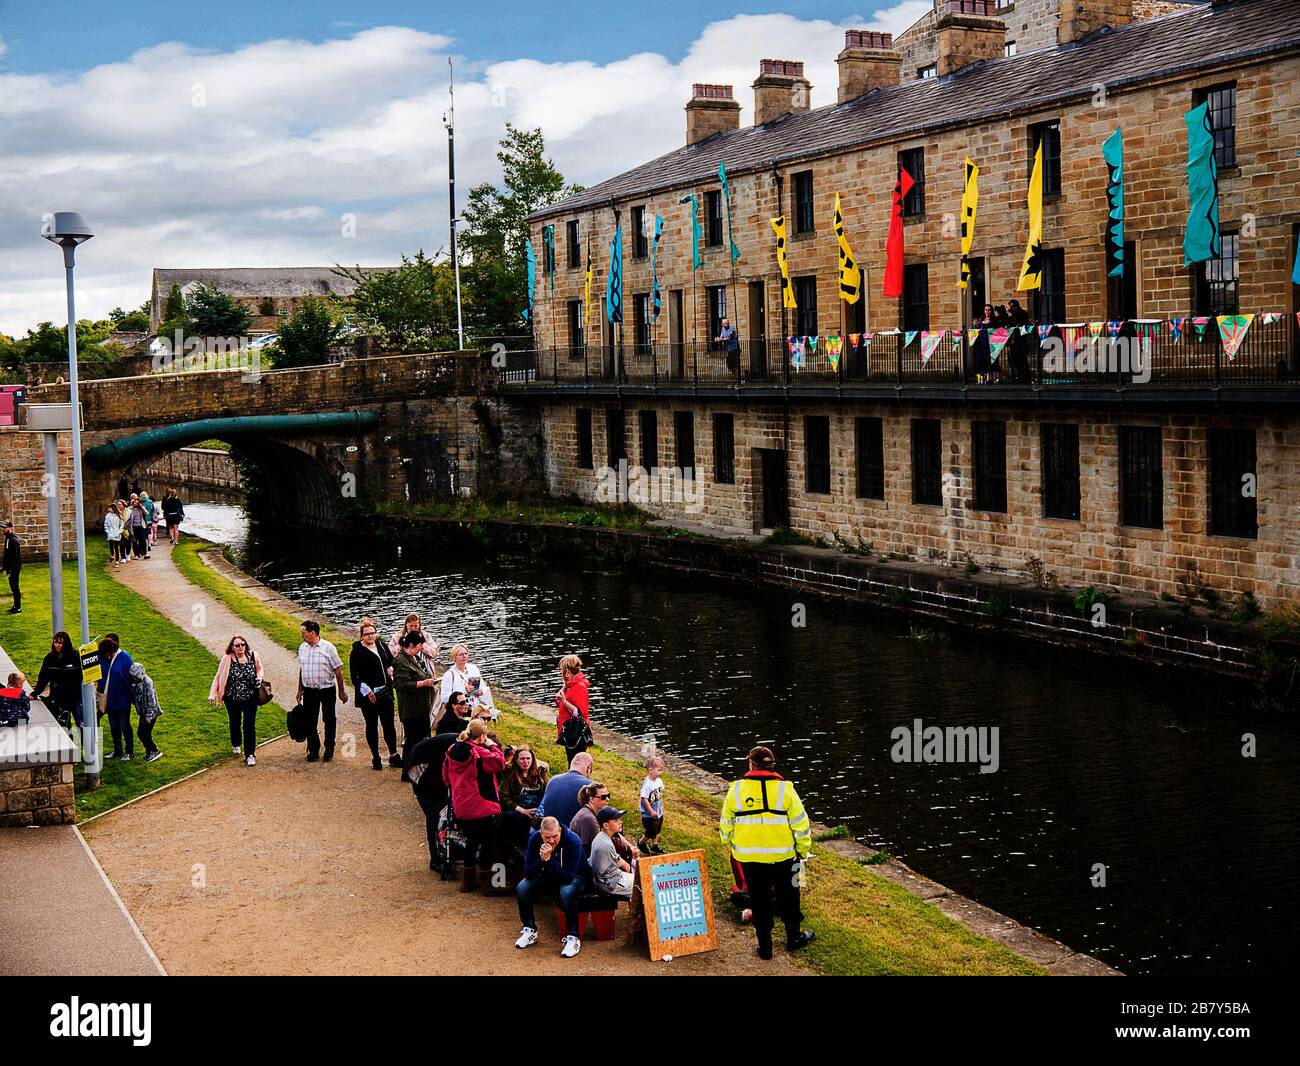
297;620;348;762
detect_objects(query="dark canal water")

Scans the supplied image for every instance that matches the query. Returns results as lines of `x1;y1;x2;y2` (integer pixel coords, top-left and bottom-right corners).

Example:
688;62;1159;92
196;501;1299;976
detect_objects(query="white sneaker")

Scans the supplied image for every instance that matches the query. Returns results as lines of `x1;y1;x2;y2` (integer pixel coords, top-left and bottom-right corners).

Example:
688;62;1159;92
560;935;581;958
245;755;256;766
232;746;241;755
514;927;538;949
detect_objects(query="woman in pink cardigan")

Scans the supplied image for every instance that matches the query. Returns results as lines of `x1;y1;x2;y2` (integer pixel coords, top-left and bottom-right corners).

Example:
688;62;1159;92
208;635;265;766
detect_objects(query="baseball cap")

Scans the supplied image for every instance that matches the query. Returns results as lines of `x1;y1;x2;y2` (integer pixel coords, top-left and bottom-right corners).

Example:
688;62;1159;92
597;806;625;824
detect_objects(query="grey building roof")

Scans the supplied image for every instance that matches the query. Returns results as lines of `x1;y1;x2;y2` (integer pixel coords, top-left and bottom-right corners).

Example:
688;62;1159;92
532;0;1300;221
150;266;392;302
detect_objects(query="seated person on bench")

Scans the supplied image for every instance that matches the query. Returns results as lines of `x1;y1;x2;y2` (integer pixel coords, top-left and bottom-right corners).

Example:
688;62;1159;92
590;806;634;900
514;816;591;959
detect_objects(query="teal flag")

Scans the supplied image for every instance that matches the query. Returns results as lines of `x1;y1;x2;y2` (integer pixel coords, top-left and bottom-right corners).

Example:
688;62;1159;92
650;214;664;321
1103;128;1125;278
524;238;536;324
1183;101;1220;267
718;161;741;262
1293;238;1300;286
542;224;555;291
605;224;623;324
679;193;702;270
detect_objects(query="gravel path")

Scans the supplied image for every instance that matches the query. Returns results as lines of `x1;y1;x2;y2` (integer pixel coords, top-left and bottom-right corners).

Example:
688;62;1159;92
82;541;799;975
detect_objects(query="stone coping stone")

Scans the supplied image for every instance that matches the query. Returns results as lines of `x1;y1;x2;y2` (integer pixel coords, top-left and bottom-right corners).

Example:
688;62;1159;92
0;643;77;770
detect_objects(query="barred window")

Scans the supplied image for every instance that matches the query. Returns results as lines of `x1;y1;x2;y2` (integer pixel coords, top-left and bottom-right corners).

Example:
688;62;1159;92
675;411;695;478
1041;423;1080;521
804;416;831;495
911;418;942;506
1208;428;1256;539
1194;232;1239;317
606;408;626;470
855;417;884;500
1030;121;1062;197
1119;426;1163;529
713;413;735;485
899;148;925;217
1195;83;1237;168
576;409;593;470
639;410;658;472
972;421;1007;513
793;171;815;234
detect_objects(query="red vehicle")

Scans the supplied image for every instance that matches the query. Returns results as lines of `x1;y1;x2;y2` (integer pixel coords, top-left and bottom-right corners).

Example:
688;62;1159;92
0;385;27;426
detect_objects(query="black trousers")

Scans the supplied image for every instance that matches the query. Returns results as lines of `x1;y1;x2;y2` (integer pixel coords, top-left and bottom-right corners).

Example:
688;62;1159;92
360;693;398;760
136;714;159;756
131;526;148;558
225;696;258;753
740;859;804;947
302;686;337;756
6;570;18;609
416;788;444;861
460;815;496;872
401;715;430;774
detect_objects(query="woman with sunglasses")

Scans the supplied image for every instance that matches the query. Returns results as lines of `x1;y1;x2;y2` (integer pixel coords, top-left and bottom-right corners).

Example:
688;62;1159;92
208;634;264;766
350;616;402;770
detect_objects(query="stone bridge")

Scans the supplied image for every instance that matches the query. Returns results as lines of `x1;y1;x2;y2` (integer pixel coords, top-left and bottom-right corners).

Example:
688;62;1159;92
1;352;540;552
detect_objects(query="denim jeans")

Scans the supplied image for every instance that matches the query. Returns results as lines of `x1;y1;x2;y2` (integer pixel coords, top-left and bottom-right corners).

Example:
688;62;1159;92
516;873;590;934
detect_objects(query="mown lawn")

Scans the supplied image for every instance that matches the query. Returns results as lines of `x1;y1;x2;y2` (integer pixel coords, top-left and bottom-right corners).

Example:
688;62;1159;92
168;535;1044;976
0;538;273;819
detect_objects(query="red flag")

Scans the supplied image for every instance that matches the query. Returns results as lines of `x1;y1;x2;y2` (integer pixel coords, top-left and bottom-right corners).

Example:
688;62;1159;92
884;167;915;299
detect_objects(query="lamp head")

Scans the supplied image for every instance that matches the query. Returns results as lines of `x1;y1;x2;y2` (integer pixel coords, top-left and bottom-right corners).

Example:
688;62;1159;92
42;212;94;246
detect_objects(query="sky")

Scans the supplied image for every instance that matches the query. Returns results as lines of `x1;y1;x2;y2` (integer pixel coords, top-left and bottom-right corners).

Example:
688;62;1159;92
0;0;933;335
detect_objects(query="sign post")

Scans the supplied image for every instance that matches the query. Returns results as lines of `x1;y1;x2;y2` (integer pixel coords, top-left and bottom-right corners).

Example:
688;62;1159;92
633;848;717;961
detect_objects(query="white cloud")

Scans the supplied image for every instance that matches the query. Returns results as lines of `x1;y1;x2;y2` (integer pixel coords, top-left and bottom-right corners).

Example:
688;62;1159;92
0;6;929;334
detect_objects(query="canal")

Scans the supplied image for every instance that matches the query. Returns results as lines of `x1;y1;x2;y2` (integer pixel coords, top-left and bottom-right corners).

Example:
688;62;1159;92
188;500;1299;976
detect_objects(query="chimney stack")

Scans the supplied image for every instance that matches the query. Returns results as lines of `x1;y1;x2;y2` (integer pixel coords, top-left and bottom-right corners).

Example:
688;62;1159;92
935;0;1005;77
837;30;901;103
752;59;812;126
685;83;741;146
1059;0;1134;46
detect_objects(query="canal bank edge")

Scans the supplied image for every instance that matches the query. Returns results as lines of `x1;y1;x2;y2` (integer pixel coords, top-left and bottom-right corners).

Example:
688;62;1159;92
196;544;1120;976
372;514;1295;682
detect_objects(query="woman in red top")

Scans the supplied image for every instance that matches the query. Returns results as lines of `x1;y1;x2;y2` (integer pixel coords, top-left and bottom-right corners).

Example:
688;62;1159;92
442;718;506;892
554;653;590;767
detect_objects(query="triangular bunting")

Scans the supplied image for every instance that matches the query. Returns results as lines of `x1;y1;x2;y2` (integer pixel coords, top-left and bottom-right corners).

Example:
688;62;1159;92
988;327;1010;364
1216;314;1254;362
920;330;945;366
967;328;981;346
807;336;818;354
788;335;806;369
1193;316;1211;341
1088;322;1105;338
1037;325;1053;340
1261;312;1282;326
826;335;844;372
903;330;918;350
1169;316;1186;342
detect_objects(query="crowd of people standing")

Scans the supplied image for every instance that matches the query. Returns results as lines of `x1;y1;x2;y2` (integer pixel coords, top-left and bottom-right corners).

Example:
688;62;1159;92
103;488;185;567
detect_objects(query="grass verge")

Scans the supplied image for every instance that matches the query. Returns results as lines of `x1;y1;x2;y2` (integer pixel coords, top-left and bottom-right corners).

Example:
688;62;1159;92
166;536;1044;976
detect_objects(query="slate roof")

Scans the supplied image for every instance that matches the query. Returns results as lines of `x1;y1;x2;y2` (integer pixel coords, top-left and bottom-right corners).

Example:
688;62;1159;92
532;0;1300;220
150;266;393;301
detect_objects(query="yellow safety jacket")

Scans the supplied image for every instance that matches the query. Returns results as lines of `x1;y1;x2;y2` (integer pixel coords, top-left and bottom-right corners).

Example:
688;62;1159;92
719;771;812;864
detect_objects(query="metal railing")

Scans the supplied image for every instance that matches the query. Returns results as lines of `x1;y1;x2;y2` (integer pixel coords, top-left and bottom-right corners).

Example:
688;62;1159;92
497;318;1300;393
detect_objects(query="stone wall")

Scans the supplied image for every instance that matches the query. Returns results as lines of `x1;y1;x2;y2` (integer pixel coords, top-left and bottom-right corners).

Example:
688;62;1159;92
0;426;80;560
537;396;1300;607
0;764;77;827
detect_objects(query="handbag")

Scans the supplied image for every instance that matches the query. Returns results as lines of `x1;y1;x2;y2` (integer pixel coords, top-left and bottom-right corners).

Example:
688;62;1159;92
286;702;308;743
252;653;273;706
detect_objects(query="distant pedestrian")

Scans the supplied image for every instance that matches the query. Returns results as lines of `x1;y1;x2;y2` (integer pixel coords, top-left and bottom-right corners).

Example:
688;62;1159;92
295;620;347;763
393;629;437;775
554;654;590;766
2;519;21;613
126;495;148;559
350;616;402;770
389;612;429;659
161;489;185;545
140;490;159;546
440;643;495;720
32;631;82;729
104;504;125;567
209;634;264;766
715;316;741;373
129;661;164;762
97;636;135;761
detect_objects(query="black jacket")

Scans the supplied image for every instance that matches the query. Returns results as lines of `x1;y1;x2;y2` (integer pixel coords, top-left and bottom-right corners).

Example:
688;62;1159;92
2;532;19;574
35;650;80;708
349;640;394;705
161;497;184;523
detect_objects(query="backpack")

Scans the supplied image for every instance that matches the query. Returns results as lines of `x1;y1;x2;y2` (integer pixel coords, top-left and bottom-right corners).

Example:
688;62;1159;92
286;702;309;742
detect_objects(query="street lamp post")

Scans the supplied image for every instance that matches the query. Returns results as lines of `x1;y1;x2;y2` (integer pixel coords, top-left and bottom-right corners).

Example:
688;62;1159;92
42;212;99;789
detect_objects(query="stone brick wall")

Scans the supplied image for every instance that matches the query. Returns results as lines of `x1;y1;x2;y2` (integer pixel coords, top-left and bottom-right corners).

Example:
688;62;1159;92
538;396;1300;607
0;426;80;560
0;764;76;826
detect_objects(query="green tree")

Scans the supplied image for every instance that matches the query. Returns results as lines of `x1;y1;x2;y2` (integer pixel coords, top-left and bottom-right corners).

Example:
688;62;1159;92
156;283;191;339
335;252;460;352
271;295;346;368
461;124;582;340
187;285;252;337
115;310;150;332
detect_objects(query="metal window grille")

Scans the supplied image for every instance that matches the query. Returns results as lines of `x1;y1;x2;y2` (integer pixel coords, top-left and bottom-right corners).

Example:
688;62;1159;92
911;418;942;505
713;414;735;484
1040;423;1080;521
1120;426;1163;529
804;416;831;494
606;408;626;470
855;417;884;500
639;410;658;471
972;421;1007;513
576;409;593;469
675;411;695;477
1208;428;1257;538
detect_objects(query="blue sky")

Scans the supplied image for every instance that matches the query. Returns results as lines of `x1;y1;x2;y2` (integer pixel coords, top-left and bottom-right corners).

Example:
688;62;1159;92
0;1;931;333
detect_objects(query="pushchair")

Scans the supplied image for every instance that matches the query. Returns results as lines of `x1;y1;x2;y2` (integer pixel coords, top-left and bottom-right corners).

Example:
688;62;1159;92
432;802;467;882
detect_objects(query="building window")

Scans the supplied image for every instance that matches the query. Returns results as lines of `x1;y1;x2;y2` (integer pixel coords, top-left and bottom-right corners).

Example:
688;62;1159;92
1194;232;1239;317
707;285;728;347
1120;426;1163;530
1195;83;1237;168
918;64;937;80
714;413;735;484
543;234;555;276
899;147;925;217
972;421;1007;513
632;206;648;259
1029;121;1062;197
1033;249;1065;324
567;299;584;352
576;409;593;470
1208;428;1257;539
1004;41;1017;57
902;264;930;331
675;411;695;477
639;410;658;472
1041;423;1080;521
1106;241;1137;321
793;170;815;234
911;418;942;506
706;190;723;247
855;417;884;500
567;219;581;269
805;416;831;495
606;408;626;470
996;0;1015;10
634;293;651;354
793;277;817;337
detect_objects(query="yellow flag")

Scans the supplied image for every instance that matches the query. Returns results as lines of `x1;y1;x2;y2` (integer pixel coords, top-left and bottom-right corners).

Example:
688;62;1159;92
958;158;979;290
833;192;861;305
582;233;592;340
771;215;797;309
1018;143;1044;291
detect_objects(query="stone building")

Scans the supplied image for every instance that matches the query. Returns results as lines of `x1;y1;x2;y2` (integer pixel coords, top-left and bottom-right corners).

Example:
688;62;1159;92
518;0;1300;607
